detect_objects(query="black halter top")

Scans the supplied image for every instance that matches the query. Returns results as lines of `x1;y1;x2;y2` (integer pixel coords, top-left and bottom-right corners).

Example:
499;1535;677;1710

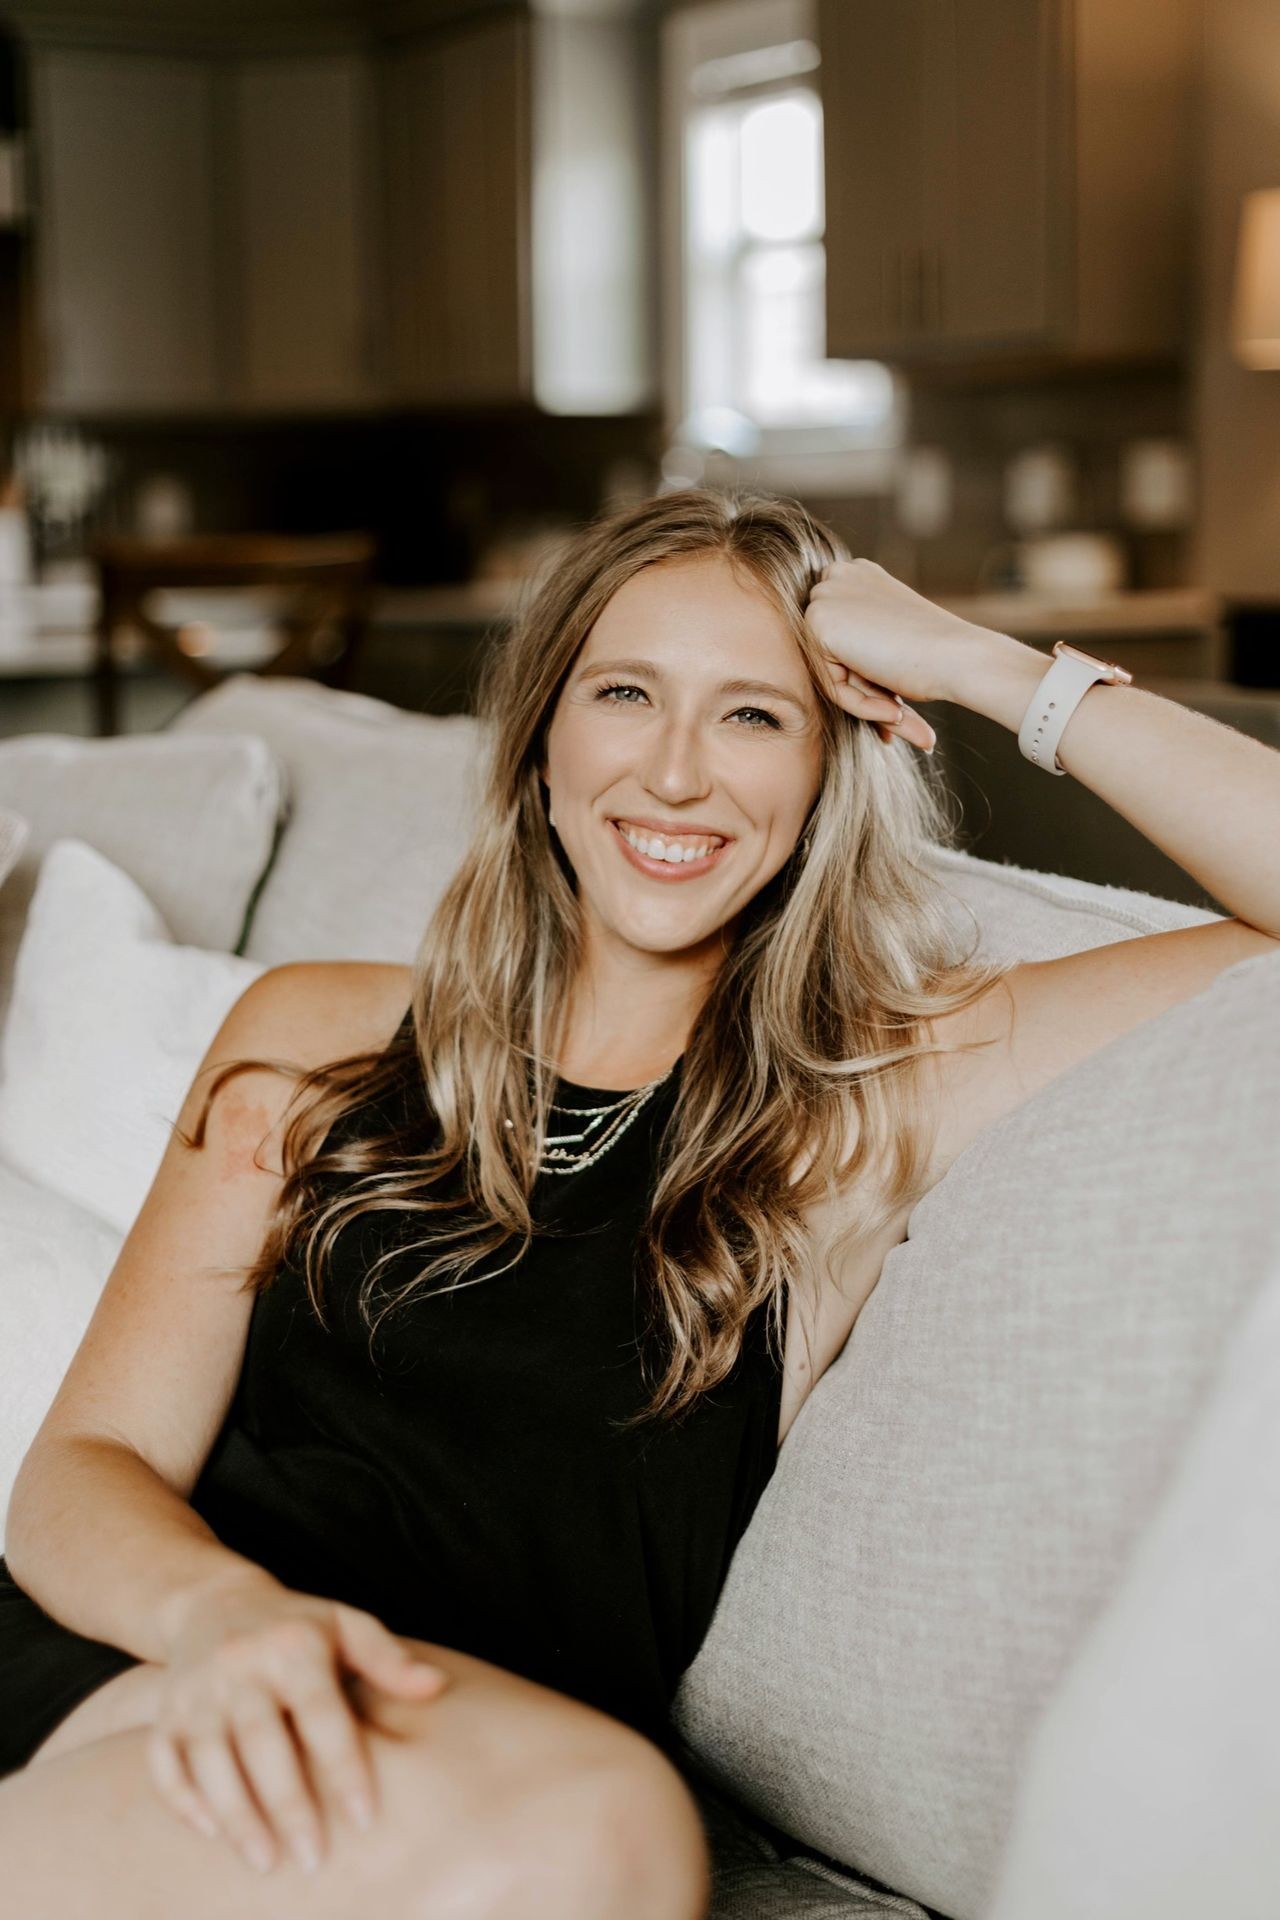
183;1013;785;1753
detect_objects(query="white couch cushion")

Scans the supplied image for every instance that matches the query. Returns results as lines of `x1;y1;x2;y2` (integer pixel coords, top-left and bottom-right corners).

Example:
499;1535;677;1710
0;731;283;1033
672;946;1280;1920
986;1250;1280;1920
923;841;1220;963
0;840;263;1233
0;1159;123;1550
170;673;487;967
0;809;28;894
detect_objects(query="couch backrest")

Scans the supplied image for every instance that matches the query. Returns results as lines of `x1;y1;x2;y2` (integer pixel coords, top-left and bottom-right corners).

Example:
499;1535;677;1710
169;674;486;968
671;945;1280;1919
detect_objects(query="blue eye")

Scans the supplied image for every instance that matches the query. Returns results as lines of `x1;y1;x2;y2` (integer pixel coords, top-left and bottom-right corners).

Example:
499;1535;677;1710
594;682;781;730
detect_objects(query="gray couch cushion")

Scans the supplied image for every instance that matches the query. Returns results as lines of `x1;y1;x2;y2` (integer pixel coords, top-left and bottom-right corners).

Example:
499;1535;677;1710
0;732;284;1035
672;947;1280;1920
169;674;486;968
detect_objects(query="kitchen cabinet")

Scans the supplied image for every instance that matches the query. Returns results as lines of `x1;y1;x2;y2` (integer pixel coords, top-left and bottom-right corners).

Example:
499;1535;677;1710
379;3;653;413
29;49;221;412
820;0;1198;371
226;55;380;412
380;12;530;406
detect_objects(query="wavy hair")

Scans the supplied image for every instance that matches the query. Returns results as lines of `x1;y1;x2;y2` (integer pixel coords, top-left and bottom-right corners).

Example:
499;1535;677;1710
183;488;1015;1428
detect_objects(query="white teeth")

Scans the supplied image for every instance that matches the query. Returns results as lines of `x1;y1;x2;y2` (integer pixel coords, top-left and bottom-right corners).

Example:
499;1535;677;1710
617;822;722;864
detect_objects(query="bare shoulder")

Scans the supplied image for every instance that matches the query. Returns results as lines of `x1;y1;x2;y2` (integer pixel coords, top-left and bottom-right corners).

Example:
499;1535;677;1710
917;917;1280;1189
240;958;413;1069
182;959;413;1182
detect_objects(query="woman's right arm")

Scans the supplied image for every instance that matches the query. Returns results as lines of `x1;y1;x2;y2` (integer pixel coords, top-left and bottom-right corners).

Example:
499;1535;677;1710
3;958;411;1664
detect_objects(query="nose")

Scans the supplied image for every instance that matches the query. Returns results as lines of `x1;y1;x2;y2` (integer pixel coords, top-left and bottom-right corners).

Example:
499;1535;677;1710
640;713;713;807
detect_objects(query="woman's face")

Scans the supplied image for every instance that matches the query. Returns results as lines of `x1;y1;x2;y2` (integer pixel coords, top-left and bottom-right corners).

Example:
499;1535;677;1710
541;551;825;966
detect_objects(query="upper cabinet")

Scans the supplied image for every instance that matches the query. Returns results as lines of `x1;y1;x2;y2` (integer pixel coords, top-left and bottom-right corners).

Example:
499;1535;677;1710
29;49;221;411
17;3;654;418
379;5;654;413
820;0;1199;371
26;43;380;415
380;12;530;407
226;54;381;412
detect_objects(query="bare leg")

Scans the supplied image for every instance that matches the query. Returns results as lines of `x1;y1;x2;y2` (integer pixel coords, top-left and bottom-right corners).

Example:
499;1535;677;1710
1;1637;711;1920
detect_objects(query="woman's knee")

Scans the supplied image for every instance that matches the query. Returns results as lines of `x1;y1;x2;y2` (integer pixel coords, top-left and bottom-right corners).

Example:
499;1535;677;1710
386;1738;711;1920
356;1649;710;1918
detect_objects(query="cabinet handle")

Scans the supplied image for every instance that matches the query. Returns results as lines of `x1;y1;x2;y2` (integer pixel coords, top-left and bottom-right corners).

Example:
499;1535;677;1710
882;243;903;333
910;245;928;330
929;248;945;332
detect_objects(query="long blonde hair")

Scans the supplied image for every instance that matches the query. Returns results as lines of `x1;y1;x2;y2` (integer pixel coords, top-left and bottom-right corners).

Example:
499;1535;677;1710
185;488;1014;1427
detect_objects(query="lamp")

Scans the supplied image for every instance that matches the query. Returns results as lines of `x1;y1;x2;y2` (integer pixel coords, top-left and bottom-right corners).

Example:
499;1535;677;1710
1230;187;1280;369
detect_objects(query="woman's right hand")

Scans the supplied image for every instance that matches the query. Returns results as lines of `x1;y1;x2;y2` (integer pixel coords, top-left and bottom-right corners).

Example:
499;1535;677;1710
147;1572;450;1876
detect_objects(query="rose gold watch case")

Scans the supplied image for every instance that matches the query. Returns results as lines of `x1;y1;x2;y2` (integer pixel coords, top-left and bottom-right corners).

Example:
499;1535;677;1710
1051;639;1134;685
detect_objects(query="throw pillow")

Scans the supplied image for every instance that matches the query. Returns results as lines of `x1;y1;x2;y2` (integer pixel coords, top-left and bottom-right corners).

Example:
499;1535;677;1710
0;1161;123;1550
170;673;486;967
0;730;284;1034
0;839;263;1233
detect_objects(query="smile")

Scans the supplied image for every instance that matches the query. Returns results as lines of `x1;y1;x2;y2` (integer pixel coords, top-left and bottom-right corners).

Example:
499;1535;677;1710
609;818;732;880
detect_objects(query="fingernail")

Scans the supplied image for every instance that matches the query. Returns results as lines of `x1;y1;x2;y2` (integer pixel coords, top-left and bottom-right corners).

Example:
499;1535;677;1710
294;1834;322;1874
346;1792;374;1832
246;1839;275;1875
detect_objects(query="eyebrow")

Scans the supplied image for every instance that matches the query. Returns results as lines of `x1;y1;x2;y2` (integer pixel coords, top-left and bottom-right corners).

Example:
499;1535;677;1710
577;657;811;714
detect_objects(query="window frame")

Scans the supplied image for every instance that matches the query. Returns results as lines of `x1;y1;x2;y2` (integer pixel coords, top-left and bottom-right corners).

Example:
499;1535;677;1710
660;0;903;497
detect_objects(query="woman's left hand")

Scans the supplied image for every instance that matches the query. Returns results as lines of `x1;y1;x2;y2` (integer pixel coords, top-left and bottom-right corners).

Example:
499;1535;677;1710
804;558;995;752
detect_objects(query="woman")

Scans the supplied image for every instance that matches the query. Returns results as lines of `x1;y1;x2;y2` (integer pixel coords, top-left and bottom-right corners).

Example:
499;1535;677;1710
1;489;1276;1918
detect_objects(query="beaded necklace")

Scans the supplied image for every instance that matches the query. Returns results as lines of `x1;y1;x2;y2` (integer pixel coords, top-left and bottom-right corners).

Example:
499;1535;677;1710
503;1060;679;1176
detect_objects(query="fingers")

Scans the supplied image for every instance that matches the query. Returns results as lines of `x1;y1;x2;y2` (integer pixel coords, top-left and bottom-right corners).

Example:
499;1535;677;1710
231;1687;328;1871
823;665;937;751
146;1726;220;1842
183;1714;285;1875
277;1668;381;1839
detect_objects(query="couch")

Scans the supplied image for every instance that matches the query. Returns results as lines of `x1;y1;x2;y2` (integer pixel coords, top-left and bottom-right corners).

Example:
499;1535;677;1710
1;672;1276;1920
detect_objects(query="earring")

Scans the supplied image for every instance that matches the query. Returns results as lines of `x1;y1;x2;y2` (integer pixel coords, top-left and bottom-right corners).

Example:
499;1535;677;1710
549;807;558;828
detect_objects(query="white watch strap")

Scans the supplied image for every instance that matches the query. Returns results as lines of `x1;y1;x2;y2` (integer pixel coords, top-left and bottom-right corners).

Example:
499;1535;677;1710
1018;651;1110;775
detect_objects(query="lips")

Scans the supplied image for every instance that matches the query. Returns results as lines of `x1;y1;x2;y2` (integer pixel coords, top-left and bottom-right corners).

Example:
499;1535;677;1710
608;818;731;881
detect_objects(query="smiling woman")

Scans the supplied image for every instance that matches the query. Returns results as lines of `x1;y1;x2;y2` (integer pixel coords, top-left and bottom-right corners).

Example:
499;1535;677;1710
0;488;1020;1919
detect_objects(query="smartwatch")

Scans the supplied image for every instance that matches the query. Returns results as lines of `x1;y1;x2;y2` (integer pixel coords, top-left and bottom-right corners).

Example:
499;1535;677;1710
1018;640;1133;775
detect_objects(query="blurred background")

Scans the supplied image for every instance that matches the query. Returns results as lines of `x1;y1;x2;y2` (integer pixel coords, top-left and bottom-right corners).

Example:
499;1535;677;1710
0;0;1277;902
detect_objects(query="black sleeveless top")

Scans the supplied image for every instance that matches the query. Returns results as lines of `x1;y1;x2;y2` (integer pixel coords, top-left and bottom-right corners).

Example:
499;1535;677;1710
0;1014;784;1774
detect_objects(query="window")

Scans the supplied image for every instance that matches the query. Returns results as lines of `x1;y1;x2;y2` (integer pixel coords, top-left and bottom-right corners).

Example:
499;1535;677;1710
662;0;902;494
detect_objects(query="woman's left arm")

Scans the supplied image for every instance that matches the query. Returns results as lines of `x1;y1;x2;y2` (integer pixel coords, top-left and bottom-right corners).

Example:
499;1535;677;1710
957;632;1280;939
804;559;1280;939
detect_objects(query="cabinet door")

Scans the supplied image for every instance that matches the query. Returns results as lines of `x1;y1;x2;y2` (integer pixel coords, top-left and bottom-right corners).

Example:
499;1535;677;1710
228;54;379;411
819;0;930;359
31;49;219;412
380;13;531;406
932;0;1065;351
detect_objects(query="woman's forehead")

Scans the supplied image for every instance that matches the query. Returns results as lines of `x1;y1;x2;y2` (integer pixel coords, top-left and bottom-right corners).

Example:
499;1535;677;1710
581;554;804;670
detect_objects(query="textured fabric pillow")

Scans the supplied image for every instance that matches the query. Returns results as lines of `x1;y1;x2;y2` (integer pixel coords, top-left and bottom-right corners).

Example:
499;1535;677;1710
0;730;284;1034
672;947;1280;1920
170;673;487;967
986;1252;1280;1920
0;808;29;894
0;839;264;1233
0;1159;123;1550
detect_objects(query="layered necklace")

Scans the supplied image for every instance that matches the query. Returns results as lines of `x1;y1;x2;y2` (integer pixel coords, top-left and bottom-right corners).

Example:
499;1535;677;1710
508;1060;679;1176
